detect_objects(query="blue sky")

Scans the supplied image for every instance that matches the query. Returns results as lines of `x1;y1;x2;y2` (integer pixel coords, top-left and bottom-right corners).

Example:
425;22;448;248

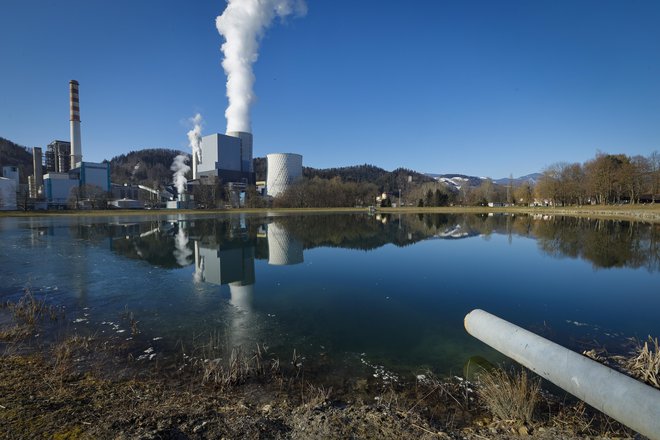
1;0;659;178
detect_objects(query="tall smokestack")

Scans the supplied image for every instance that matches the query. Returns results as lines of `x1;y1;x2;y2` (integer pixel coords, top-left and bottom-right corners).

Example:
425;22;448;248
32;147;43;195
69;80;82;169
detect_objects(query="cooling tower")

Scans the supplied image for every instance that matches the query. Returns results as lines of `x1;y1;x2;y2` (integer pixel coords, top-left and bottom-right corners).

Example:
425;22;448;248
69;80;82;169
266;153;302;198
226;131;253;173
267;222;303;266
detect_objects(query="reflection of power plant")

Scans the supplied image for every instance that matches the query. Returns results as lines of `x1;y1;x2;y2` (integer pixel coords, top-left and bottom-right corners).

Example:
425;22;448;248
267;222;303;266
194;238;255;286
193;218;256;348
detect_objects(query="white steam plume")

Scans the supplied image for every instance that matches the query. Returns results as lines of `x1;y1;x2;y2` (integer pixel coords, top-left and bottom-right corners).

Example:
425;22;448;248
171;154;190;194
216;0;307;133
187;113;203;163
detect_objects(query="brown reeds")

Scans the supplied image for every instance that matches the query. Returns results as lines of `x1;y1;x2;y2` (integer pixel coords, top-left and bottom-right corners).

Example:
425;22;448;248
625;336;660;388
477;368;540;426
199;337;279;389
7;288;60;326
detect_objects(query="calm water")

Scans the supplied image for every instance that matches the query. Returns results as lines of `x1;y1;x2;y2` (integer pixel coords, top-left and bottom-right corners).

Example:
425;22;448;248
1;213;658;383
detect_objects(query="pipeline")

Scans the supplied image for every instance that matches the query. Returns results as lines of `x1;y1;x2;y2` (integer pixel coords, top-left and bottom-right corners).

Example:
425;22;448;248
464;309;660;440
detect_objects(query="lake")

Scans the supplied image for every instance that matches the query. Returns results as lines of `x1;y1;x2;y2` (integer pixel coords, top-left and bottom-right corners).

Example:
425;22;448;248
1;212;658;385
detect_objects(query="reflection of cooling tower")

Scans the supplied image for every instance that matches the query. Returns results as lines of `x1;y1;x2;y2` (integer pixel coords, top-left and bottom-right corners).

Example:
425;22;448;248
267;222;304;265
266;153;302;197
226;131;253;173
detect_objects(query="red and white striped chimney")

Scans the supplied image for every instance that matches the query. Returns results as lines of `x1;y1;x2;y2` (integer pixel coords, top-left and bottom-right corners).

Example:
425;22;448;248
69;80;82;169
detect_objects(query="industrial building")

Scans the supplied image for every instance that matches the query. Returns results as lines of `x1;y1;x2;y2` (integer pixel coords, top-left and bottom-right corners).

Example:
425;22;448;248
45;141;71;173
266;153;302;198
0;179;17;210
37;80;110;208
198;131;255;185
0;167;18;210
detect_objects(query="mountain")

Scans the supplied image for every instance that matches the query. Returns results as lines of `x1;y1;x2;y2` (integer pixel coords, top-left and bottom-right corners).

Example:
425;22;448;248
108;148;188;189
0;137;33;183
426;174;484;190
493;173;542;186
425;172;541;190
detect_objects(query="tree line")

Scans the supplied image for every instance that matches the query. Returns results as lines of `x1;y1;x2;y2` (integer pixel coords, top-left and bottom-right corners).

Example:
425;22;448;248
535;152;659;205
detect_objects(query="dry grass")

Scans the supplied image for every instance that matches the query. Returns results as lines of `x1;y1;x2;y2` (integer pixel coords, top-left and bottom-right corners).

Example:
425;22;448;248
6;288;61;326
624;336;660;388
477;368;540;426
52;334;93;377
199;336;279;389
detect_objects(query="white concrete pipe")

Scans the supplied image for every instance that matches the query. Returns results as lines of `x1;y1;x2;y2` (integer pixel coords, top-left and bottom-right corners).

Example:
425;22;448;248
464;309;660;440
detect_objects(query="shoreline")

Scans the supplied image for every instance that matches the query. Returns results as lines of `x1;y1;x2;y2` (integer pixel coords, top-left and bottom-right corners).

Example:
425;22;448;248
1;204;659;223
0;290;647;439
0;322;635;440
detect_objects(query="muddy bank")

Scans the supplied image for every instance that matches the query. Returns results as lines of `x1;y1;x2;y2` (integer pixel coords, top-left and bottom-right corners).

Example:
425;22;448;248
0;321;636;439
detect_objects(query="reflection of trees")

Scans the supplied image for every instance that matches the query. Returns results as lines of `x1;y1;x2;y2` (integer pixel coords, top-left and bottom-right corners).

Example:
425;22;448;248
271;214;423;250
533;218;659;271
69;213;658;273
111;231;182;268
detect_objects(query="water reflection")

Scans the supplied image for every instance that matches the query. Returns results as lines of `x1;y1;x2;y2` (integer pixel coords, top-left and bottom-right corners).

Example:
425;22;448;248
1;213;658;378
71;213;659;274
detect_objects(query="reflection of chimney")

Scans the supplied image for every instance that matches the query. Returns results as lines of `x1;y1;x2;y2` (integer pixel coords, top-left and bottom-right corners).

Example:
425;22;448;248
229;282;254;312
69;80;82;169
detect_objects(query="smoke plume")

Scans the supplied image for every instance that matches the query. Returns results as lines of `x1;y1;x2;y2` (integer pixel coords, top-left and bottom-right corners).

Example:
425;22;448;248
171;154;190;194
216;0;307;133
187;113;203;162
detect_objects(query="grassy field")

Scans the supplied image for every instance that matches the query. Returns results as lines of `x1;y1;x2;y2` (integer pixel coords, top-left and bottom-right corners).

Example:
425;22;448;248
1;204;659;223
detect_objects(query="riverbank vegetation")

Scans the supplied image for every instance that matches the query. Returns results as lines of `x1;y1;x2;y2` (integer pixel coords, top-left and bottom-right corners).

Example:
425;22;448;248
1;289;654;439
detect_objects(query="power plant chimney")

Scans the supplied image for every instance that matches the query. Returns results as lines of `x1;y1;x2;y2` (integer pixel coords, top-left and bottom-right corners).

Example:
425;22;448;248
226;131;253;173
69;80;82;169
30;147;43;198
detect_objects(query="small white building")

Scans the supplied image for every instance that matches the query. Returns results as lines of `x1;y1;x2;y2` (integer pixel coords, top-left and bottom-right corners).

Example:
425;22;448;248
2;166;19;186
0;177;17;210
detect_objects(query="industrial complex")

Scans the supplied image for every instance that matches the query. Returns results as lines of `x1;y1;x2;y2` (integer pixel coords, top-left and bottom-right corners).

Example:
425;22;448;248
0;80;303;211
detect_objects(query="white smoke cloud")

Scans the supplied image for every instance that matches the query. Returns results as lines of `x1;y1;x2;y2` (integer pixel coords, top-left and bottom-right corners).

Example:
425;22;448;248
187;113;203;162
171;154;190;194
216;0;307;133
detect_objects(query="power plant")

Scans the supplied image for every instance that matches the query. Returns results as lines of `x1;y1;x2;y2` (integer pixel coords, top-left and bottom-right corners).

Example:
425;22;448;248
197;132;255;185
35;80;111;208
7;77;304;210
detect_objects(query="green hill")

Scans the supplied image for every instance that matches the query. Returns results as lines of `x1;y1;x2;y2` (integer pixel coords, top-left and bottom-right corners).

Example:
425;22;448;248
0;137;33;183
254;158;434;193
109;148;188;189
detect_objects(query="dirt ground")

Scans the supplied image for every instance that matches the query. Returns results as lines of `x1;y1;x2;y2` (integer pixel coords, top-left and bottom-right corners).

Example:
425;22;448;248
0;341;636;439
0;295;641;439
